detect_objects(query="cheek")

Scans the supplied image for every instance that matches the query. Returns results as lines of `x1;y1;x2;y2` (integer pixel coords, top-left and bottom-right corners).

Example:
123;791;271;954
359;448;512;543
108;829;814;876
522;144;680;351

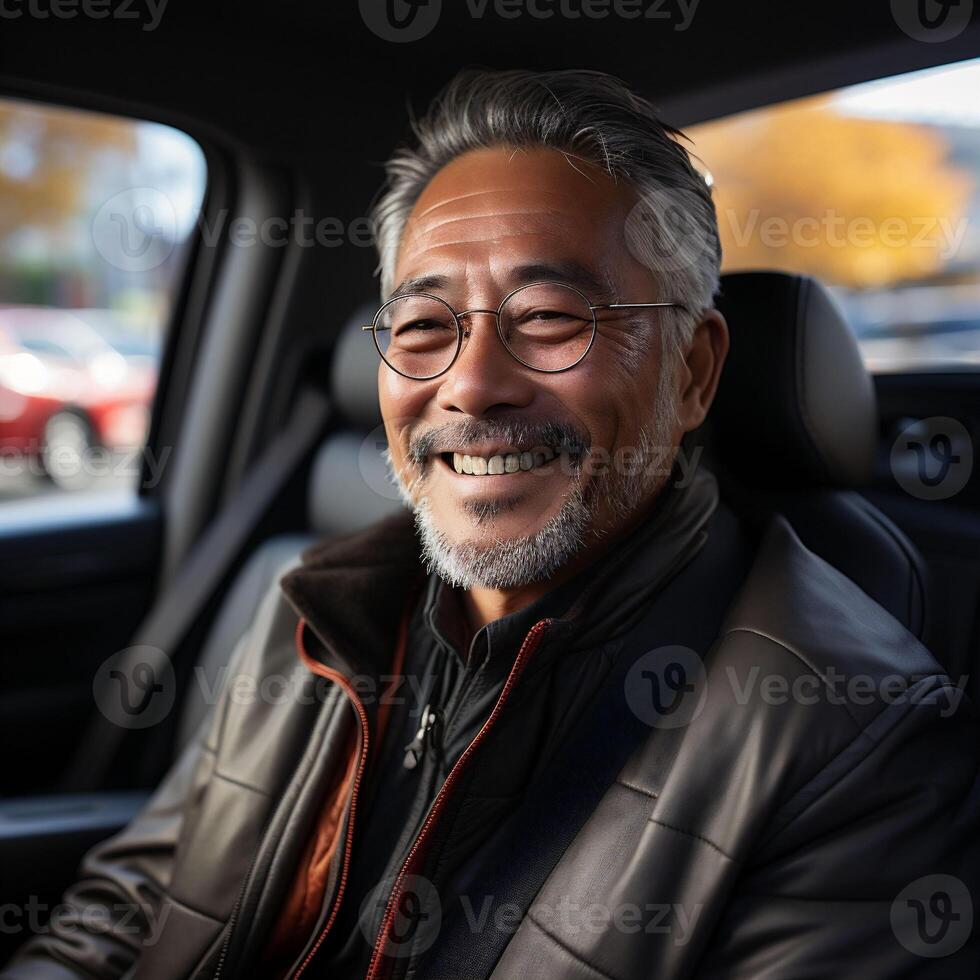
558;356;661;459
547;360;628;446
378;371;432;462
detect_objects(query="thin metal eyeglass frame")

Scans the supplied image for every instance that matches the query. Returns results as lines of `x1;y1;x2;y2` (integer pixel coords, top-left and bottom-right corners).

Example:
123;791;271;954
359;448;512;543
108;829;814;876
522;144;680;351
361;280;690;381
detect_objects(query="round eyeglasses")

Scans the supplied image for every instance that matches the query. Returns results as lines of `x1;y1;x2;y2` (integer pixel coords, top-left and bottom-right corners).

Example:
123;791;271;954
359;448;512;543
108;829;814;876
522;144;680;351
362;280;688;381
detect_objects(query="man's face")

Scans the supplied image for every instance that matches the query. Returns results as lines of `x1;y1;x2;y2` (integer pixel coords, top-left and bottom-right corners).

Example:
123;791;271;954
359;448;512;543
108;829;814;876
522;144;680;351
379;146;710;588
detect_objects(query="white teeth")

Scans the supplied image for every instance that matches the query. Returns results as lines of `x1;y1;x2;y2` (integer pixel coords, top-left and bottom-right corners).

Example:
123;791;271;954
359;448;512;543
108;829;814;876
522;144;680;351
449;447;561;476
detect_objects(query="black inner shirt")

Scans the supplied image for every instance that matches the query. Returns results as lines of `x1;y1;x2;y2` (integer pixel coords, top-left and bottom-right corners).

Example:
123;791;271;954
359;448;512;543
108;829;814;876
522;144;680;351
317;568;585;974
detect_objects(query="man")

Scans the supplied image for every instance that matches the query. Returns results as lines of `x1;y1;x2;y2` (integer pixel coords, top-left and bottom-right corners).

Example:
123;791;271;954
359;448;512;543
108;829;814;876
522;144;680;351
5;69;978;979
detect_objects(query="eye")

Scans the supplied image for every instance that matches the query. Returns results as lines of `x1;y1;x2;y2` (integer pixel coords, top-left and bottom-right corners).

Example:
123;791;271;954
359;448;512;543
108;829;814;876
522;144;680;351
516;308;590;333
394;318;452;336
520;307;581;324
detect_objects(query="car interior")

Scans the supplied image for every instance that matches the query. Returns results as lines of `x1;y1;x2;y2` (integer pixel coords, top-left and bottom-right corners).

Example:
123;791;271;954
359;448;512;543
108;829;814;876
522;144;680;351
1;2;979;965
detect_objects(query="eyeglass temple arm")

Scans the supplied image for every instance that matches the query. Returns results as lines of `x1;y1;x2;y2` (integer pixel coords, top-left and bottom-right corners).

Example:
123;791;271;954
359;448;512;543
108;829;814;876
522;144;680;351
592;302;690;313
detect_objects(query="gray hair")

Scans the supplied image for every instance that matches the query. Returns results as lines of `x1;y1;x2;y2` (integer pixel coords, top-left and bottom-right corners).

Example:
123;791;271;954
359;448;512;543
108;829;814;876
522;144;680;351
371;68;722;360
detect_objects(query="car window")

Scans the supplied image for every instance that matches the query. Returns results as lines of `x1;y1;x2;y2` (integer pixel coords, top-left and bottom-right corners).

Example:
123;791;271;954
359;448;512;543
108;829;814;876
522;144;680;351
0;97;206;498
687;57;980;373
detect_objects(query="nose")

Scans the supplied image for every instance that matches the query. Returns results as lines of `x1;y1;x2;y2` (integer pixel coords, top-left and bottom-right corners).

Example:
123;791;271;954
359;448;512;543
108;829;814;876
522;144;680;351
434;311;536;417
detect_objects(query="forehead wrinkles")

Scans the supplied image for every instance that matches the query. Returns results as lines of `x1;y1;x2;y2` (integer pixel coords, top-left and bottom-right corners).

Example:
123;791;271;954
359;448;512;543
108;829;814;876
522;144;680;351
400;191;597;262
400;212;578;257
407;191;568;236
413;184;573;220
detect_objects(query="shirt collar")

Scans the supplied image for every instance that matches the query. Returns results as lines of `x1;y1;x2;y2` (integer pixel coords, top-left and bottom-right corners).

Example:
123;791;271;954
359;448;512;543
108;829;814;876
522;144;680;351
422;565;583;667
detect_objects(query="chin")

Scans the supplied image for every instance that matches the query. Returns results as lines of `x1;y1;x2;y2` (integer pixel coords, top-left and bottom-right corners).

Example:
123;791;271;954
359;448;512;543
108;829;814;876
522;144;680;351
414;490;593;590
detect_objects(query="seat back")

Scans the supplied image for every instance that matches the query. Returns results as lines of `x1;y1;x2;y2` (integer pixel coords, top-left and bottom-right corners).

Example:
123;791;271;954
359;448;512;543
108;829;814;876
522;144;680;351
708;271;927;639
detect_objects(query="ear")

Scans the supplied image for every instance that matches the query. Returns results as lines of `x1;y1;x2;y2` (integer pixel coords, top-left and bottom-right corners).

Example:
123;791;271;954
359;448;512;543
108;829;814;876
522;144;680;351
674;308;729;434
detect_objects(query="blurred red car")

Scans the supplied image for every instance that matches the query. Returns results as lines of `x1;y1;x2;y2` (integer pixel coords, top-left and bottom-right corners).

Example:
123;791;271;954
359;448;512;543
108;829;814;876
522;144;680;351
0;306;157;487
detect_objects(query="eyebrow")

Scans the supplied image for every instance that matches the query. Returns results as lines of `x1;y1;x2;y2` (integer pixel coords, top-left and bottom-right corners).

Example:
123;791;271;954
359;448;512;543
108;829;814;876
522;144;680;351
389;274;451;299
389;260;613;303
510;261;613;299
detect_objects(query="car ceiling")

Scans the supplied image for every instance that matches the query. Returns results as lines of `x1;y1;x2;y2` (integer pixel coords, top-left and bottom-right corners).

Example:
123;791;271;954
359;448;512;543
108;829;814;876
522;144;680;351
2;2;979;154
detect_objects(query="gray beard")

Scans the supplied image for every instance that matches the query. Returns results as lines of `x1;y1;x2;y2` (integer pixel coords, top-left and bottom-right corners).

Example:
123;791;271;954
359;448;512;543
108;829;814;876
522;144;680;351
412;478;593;590
389;375;679;590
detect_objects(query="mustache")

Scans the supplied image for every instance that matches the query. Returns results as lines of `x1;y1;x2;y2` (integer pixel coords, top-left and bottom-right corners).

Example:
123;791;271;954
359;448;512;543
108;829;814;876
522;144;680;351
407;418;589;468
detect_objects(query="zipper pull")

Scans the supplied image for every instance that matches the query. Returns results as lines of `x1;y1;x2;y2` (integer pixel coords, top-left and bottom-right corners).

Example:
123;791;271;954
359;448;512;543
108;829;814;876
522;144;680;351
403;704;440;770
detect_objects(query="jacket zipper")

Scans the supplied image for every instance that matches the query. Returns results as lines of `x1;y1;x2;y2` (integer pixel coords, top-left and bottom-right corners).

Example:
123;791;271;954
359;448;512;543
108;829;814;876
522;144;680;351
364;617;553;980
214;617;368;980
403;639;454;771
404;629;491;772
424;655;476;771
289;617;372;979
403;703;441;770
215;621;341;980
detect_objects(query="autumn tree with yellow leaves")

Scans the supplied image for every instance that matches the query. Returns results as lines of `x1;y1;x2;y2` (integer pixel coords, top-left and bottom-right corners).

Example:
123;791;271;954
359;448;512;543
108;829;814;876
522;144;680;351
0;101;136;247
688;96;973;288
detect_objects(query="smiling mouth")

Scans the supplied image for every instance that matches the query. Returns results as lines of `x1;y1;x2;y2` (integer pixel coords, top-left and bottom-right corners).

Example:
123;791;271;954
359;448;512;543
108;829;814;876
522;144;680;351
438;446;571;476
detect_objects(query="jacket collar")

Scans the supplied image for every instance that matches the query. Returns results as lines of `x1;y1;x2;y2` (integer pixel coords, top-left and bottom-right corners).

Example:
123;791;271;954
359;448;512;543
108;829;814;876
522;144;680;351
279;468;720;682
279;508;424;682
547;467;719;651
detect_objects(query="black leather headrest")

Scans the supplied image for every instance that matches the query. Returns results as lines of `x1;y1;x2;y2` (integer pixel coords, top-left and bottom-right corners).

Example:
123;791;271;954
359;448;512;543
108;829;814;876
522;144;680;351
330;302;383;431
711;272;877;488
